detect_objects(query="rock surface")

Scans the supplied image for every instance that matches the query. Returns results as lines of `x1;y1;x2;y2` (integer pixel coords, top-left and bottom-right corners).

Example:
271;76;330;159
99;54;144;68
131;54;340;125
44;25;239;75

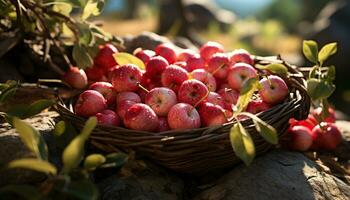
0;111;59;187
194;150;350;200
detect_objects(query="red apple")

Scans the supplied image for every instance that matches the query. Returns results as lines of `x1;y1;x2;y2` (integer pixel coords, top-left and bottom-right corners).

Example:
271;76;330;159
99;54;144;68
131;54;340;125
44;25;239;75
94;43;118;71
116;100;137;119
173;61;188;71
145;55;169;78
312;122;342;150
178;79;209;106
205;92;225;108
89;82;116;106
312;107;336;123
186;54;205;72
199;41;224;61
198;102;227;127
155;43;177;64
177;49;196;62
161;64;189;93
167;103;201;129
145;87;177;116
75;90;107;117
157;117;170;132
206;53;231;80
283;125;314;151
246;99;271;114
259;75;289;105
134;49;155;64
95;110;120;126
191;69;217;92
218;88;239;110
289;116;317;131
111;64;143;92
62;66;88;89
124;103;159;131
227;63;258;91
229;49;254;66
85;66;105;82
116;92;141;104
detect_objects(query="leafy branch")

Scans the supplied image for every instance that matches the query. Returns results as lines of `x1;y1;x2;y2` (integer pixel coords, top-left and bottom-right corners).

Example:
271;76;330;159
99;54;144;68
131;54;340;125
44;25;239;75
303;40;337;122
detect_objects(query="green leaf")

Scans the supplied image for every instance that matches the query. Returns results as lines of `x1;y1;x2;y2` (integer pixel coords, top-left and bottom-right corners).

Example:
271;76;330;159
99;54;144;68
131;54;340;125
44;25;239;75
113;52;145;70
13;117;48;160
0;185;41;200
101;152;128;168
73;44;93;69
256;63;288;76
23;99;55;118
307;78;335;100
65;180;99;200
54;121;66;136
236;77;259;113
62;117;97;174
326;65;336;83
303;40;319;64
80;117;97;140
308;66;318;79
240;112;278;144
82;0;104;20
77;23;93;46
0;86;17;103
8;159;57;175
53;2;72;16
318;42;337;64
84;154;106;170
229;121;255;166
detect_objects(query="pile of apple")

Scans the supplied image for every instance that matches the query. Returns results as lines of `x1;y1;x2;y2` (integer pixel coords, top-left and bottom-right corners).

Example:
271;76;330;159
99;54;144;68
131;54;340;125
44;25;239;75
62;41;290;132
284;107;342;151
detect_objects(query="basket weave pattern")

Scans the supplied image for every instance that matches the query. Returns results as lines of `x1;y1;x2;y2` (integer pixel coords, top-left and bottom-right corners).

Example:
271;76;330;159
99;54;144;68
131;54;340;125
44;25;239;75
56;56;310;175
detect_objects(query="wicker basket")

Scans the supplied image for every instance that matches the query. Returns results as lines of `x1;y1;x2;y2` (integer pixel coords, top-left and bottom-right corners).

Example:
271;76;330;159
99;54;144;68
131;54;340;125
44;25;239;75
55;56;310;175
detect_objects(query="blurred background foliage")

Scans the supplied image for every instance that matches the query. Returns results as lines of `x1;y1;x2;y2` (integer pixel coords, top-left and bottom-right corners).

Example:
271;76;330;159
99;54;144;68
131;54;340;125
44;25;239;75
95;0;350;114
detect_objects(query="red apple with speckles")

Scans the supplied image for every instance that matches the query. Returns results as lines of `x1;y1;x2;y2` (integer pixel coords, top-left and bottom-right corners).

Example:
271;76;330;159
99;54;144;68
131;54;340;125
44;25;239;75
312;123;342;150
289;116;317;131
157;117;170;132
134;49;155;64
124;103;159;131
116;100;137;119
116;92;141;104
246;99;271;114
111;64;142;92
259;75;288;105
161;65;189;92
191;69;217;92
206;53;231;79
227;63;258;91
173;61;188;71
199;41;224;61
155;43;177;64
205;92;225;108
167;103;201;129
177;49;196;62
62;66;88;89
198;102;227;127
145;87;177;116
75;90;107;117
229;49;254;66
178;79;209;106
145;56;169;78
218;88;239;110
89;82;116;106
95;110;120;126
186;54;205;72
94;43;118;71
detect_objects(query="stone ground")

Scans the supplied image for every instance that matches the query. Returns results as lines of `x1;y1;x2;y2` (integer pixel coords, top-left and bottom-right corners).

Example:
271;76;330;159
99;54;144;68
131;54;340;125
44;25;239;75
0;111;349;200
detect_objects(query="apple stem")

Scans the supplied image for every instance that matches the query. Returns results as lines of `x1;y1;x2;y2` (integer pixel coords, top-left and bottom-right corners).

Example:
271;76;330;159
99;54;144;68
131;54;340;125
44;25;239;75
211;63;226;75
136;82;149;93
189;91;210;114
